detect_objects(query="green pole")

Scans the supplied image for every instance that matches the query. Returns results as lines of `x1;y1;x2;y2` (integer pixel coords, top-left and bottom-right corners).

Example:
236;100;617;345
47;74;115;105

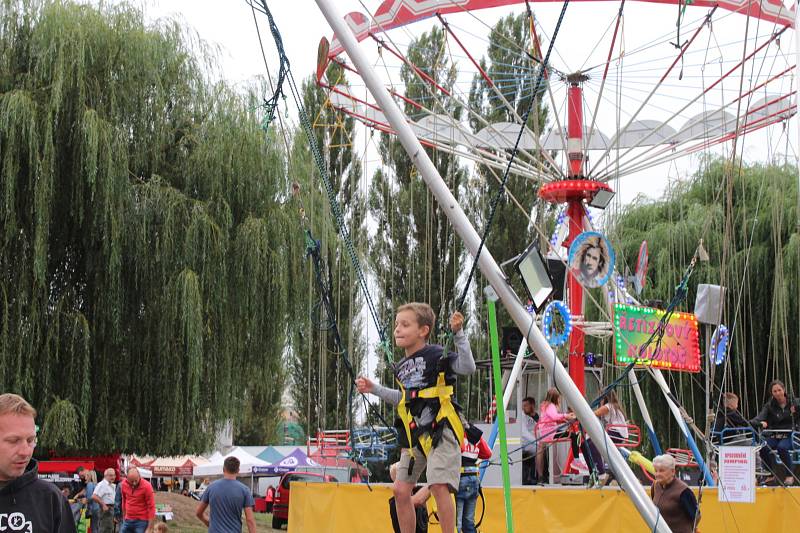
488;297;514;533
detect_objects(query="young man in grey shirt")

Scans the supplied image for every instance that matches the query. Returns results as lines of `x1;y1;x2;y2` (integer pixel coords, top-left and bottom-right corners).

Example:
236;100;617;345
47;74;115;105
196;457;256;533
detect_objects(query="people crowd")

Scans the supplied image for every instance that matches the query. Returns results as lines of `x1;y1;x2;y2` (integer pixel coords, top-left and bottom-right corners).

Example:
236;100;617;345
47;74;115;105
1;332;797;533
711;379;799;485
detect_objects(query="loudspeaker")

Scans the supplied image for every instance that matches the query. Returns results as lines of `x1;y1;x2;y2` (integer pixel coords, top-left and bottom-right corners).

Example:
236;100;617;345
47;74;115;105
547;258;566;302
694;284;726;325
502;326;523;355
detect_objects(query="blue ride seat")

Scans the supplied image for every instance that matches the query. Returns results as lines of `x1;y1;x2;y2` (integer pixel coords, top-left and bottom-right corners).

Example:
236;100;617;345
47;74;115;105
761;429;796;467
711;426;758;448
351;427;398;463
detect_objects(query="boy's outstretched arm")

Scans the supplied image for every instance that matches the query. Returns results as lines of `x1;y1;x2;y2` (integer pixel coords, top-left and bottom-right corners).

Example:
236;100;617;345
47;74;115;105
357;376;401;406
449;312;476;375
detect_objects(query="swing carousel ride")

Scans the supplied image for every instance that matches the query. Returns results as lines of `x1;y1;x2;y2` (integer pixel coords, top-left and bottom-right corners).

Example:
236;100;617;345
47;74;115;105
250;0;800;530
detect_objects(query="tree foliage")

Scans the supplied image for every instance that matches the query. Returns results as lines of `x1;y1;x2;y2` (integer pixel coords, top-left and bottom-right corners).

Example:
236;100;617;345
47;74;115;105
610;159;800;447
0;0;304;454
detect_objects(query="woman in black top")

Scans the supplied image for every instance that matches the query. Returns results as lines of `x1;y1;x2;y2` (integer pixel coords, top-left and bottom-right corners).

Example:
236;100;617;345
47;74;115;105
752;380;798;484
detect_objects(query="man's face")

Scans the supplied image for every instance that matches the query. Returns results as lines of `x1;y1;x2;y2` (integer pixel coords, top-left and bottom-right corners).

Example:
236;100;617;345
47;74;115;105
127;469;141;487
522;400;535;416
0;413;36;481
582;246;601;277
105;469;116;483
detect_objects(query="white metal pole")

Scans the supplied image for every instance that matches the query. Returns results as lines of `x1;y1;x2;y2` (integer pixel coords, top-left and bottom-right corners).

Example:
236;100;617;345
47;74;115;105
628;369;663;454
796;3;800;229
313;2;670;530
648;368;714;485
502;339;528;409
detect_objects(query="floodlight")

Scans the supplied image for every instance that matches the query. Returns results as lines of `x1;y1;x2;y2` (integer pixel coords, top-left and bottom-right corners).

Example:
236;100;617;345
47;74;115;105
588;188;615;209
513;242;554;312
483;285;499;303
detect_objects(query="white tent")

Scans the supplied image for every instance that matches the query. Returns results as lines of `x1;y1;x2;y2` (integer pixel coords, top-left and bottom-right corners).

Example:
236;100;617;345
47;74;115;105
192;447;270;477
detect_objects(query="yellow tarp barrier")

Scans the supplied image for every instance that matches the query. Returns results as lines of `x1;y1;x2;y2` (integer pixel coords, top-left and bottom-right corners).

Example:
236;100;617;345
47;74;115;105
288;482;800;532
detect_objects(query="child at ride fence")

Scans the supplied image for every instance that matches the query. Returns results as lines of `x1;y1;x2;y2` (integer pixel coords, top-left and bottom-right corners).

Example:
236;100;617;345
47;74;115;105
456;426;491;533
535;388;576;482
579;390;630;482
357;303;476;533
388;462;431;533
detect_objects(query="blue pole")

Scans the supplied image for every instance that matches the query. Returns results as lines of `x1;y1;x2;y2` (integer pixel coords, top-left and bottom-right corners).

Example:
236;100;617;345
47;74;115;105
679;420;715;486
646;426;663;456
480;418;499;482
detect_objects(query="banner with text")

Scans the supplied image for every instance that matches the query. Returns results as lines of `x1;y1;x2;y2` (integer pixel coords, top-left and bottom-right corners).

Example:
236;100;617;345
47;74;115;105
719;446;756;503
613;304;700;372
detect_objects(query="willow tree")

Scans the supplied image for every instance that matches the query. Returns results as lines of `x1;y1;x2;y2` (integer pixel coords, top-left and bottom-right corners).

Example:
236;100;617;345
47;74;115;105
610;160;800;448
0;0;302;454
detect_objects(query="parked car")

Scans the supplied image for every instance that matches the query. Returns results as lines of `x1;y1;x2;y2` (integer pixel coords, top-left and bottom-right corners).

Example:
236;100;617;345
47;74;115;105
271;471;335;529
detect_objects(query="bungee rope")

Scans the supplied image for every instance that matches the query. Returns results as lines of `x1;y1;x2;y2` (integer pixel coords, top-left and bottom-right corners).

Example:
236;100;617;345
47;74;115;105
454;0;572;319
304;228;397;487
249;0;393;367
249;0;402;474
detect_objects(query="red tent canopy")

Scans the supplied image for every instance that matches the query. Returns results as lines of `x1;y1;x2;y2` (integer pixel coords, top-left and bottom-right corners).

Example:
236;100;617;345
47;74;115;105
38;460;95;474
44;454;122;474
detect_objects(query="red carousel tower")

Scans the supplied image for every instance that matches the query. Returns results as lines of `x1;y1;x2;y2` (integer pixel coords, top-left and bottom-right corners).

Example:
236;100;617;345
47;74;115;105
538;74;613;394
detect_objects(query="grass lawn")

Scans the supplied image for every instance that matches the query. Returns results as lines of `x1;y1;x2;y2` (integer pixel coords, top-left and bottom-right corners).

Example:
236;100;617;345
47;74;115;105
155;492;282;532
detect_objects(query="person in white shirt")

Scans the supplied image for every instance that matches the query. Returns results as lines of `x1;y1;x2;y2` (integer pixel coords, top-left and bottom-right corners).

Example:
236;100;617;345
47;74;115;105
521;397;539;485
91;468;117;533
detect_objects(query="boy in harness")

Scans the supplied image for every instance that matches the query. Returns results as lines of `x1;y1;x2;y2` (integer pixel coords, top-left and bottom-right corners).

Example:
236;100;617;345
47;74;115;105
357;303;475;533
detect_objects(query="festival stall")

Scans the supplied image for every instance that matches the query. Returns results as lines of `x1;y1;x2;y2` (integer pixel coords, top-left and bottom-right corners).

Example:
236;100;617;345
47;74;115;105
252;448;319;477
308;451;368;482
150;455;208;477
257;446;285;464
129;455;155;468
192;447;270;477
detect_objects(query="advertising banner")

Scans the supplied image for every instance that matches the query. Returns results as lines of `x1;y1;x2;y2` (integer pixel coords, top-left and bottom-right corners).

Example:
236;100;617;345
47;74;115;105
613;303;700;372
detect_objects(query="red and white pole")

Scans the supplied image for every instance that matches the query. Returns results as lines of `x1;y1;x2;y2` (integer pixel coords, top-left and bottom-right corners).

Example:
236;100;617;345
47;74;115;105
566;200;586;393
566;81;586;393
567;83;584;177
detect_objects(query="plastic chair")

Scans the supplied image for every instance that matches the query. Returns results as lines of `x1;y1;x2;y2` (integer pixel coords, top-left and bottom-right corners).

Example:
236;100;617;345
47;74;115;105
604;424;642;448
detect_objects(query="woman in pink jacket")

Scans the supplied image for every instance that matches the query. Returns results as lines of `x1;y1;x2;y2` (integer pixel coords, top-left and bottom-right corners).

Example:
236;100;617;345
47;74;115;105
535;388;575;482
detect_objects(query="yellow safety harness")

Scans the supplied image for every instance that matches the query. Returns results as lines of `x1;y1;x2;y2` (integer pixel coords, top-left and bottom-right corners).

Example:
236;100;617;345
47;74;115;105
396;371;464;457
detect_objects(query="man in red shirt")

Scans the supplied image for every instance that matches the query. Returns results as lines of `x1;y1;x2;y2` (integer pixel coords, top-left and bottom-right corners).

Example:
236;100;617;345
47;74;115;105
119;466;156;533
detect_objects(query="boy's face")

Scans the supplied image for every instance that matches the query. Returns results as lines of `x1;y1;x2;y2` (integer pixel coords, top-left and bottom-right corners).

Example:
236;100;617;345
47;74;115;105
394;310;429;349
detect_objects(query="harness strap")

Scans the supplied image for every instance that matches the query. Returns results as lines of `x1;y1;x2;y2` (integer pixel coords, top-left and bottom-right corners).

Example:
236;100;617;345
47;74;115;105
398;372;465;457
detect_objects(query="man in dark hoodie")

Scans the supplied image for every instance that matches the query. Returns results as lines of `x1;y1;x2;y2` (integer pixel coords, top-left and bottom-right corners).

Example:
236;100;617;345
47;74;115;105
0;393;75;533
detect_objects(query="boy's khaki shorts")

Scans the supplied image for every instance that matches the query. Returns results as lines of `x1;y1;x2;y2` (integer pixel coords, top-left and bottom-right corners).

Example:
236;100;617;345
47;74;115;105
396;426;461;493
